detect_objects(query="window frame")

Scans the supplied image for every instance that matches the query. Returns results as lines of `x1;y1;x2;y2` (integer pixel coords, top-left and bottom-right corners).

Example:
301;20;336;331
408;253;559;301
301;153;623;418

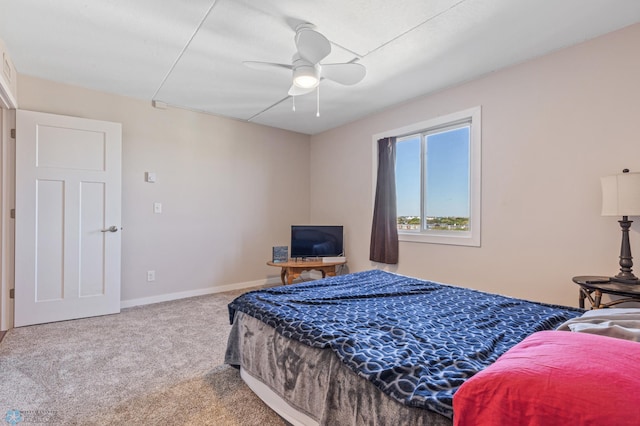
373;106;481;247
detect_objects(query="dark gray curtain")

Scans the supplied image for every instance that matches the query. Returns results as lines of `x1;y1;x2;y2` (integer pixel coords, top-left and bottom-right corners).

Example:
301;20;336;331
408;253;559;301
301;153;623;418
370;137;398;264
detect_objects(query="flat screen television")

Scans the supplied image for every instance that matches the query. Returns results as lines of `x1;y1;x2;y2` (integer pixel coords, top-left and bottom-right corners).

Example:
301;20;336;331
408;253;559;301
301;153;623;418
290;225;344;258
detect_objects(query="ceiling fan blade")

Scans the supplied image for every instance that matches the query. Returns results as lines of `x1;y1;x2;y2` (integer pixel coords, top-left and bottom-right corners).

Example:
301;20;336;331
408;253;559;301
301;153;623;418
288;84;316;97
243;61;292;71
321;63;366;85
295;29;331;64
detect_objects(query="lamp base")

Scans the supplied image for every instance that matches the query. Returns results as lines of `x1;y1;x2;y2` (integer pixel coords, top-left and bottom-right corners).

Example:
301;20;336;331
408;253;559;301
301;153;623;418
613;216;638;285
611;276;640;285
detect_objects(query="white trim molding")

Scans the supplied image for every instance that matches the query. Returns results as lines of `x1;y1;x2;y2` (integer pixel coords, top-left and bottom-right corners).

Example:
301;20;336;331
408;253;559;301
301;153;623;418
0;38;18;110
120;276;282;309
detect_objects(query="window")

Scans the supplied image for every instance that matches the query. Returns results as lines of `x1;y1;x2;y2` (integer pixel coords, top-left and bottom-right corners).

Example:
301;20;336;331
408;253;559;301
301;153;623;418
376;107;481;246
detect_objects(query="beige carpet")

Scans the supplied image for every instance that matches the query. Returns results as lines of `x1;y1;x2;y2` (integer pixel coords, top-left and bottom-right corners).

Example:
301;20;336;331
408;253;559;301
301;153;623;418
0;289;286;425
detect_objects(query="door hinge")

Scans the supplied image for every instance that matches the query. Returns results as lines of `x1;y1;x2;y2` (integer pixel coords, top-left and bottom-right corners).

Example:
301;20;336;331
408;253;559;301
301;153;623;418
9;288;14;299
10;208;15;219
10;128;15;139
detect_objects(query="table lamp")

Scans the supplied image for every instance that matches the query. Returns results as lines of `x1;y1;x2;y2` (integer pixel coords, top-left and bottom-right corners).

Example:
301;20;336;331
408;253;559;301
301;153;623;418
601;169;640;284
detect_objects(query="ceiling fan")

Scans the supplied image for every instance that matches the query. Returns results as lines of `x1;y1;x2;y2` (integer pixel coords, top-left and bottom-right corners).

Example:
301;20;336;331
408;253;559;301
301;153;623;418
243;23;366;108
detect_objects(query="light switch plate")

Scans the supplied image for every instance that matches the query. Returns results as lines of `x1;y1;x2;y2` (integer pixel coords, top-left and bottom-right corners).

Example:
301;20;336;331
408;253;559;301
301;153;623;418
153;202;162;214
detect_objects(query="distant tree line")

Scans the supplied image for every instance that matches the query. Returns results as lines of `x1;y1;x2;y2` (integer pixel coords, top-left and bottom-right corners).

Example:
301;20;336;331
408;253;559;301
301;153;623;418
397;216;469;231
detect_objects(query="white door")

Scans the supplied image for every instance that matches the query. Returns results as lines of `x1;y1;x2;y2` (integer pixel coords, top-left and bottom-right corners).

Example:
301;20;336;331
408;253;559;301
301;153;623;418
14;110;122;327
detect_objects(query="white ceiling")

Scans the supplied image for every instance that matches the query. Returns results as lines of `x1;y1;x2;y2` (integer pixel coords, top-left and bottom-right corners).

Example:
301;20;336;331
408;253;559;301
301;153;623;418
1;0;640;135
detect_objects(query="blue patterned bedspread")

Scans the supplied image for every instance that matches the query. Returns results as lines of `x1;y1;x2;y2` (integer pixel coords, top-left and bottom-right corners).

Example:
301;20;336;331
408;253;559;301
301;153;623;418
228;270;583;418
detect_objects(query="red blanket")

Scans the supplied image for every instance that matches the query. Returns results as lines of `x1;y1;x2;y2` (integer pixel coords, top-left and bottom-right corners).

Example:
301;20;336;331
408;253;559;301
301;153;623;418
453;330;640;426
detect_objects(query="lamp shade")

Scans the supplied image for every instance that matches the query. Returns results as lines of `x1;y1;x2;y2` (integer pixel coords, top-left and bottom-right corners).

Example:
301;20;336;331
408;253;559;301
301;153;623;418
601;172;640;216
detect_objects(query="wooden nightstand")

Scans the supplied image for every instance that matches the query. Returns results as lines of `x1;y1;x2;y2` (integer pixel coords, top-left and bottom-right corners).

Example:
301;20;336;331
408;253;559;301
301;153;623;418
572;276;640;309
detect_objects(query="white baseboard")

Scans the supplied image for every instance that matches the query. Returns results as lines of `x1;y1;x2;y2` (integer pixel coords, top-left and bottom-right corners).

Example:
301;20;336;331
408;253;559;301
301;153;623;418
120;276;281;309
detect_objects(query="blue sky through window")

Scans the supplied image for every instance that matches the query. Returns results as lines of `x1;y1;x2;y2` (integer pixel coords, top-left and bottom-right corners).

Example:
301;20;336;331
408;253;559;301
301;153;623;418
396;127;470;217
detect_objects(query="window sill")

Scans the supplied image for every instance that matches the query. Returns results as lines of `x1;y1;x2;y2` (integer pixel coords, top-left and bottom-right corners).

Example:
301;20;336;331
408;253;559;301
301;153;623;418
398;231;480;247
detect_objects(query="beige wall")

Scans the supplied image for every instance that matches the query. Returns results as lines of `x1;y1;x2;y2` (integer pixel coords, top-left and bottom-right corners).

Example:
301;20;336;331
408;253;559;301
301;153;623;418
310;23;640;307
17;76;311;304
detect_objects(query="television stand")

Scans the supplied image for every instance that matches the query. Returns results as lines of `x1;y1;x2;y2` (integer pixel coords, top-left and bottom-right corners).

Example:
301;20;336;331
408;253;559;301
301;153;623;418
267;259;347;285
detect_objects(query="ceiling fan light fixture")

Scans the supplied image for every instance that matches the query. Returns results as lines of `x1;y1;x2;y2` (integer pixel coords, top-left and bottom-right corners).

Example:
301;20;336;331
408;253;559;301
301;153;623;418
293;65;319;88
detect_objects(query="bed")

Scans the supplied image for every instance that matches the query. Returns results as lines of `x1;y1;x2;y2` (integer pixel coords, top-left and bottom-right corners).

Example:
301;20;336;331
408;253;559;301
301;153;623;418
224;269;584;425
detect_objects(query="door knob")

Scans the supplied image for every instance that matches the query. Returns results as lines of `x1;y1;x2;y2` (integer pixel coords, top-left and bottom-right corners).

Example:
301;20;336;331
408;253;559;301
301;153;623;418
101;226;119;233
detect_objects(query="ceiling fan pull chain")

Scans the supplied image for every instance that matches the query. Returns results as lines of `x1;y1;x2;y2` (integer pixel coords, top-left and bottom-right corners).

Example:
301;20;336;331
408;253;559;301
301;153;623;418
292;95;296;112
316;85;320;117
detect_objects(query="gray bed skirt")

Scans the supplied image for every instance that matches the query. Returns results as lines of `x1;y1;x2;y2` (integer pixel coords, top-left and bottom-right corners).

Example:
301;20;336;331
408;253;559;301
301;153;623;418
225;312;452;426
